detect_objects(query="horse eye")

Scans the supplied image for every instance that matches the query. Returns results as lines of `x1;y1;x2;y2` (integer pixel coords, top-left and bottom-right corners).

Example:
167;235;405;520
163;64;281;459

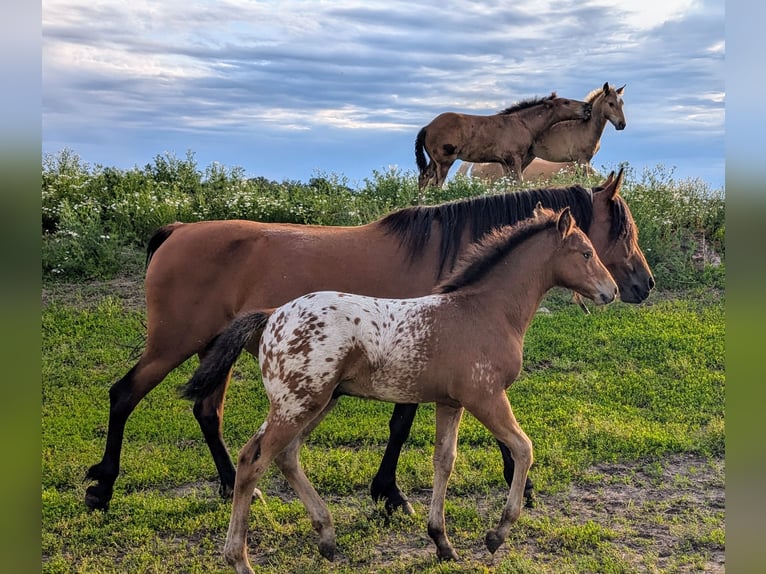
583;251;592;260
609;102;615;107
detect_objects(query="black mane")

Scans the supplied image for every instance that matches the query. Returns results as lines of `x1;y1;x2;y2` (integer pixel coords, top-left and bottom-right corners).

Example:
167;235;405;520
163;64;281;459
379;184;595;277
499;92;556;115
435;217;557;294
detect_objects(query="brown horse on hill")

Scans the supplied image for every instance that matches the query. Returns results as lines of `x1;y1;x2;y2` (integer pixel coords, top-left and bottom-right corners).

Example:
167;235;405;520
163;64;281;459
83;169;654;515
457;83;626;184
415;93;592;189
180;206;618;572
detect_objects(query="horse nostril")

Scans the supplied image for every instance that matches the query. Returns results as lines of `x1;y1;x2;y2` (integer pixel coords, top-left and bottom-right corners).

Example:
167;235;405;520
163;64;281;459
648;276;655;290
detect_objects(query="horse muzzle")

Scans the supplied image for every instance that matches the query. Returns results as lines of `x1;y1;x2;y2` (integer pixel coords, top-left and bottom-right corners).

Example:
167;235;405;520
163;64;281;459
581;103;592;120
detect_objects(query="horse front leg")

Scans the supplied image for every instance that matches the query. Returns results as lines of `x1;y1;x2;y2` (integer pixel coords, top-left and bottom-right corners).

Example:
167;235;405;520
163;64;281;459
370;403;417;514
496;439;536;507
427;404;463;561
192;370;236;498
477;400;533;554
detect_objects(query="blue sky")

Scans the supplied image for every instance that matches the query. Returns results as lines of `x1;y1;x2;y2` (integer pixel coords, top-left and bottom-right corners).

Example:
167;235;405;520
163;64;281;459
42;0;724;189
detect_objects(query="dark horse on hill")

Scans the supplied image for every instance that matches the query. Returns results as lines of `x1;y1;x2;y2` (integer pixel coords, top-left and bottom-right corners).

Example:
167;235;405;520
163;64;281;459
415;92;592;189
458;82;627;184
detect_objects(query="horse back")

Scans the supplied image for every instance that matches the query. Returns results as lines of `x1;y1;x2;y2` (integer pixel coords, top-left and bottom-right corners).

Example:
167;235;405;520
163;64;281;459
143;219;441;324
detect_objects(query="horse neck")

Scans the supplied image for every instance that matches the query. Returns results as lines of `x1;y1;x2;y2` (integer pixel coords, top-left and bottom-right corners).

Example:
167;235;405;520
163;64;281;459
587;94;611;134
458;233;557;335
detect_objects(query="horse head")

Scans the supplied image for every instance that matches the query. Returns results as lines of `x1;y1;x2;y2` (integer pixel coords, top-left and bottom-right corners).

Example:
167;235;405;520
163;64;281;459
600;82;626;130
588;168;654;303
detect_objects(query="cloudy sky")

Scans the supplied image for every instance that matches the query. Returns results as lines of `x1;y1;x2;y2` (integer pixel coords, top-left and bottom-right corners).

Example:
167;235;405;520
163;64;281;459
42;0;724;189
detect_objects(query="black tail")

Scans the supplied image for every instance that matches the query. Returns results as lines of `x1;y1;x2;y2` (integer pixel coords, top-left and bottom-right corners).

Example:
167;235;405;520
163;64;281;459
415;127;429;174
145;222;183;268
178;311;272;401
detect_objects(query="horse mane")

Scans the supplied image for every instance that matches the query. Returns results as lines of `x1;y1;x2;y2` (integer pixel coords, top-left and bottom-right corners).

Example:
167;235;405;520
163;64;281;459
499;92;556;115
585;85;611;103
609;194;635;243
379;185;594;276
434;215;558;294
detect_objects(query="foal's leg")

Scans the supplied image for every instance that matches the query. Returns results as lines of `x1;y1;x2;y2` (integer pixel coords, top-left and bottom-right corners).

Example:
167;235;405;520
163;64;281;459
468;397;533;555
434;161;454;188
496;440;536;507
427;404;464;561
273;399;339;560
370;403;417;515
224;414;304;574
85;351;185;510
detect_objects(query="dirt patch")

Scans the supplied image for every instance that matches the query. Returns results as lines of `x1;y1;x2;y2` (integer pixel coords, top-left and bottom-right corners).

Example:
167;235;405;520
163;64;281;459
378;453;726;572
166;453;724;572
42;275;146;310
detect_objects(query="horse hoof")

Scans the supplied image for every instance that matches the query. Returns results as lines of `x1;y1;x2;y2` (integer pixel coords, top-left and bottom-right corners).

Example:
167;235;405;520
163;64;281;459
524;490;537;508
319;541;336;561
385;498;415;516
84;484;111;511
437;547;459;561
485;529;504;554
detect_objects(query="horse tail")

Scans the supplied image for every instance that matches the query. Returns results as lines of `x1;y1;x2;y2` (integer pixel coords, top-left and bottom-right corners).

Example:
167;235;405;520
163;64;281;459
415;127;429;174
178;311;272;401
145;222;184;268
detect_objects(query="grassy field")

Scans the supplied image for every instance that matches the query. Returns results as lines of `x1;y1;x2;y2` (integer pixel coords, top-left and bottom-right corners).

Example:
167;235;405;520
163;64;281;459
41;154;725;572
42;283;724;573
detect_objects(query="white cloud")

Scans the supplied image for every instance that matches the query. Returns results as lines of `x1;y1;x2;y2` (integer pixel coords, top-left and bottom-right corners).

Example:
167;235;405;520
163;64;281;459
42;0;725;187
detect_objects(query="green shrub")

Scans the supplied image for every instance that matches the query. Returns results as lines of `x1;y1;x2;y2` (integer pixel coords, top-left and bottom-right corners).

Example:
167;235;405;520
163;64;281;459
40;149;725;286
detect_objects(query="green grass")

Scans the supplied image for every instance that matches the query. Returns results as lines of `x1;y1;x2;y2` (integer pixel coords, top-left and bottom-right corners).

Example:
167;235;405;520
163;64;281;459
42;287;724;573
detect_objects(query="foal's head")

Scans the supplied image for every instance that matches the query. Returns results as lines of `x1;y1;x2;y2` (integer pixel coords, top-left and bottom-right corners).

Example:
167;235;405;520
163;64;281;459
587;82;626;130
535;205;618;306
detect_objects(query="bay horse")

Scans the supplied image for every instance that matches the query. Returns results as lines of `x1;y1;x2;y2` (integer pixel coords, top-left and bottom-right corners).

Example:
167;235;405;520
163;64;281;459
83;169;654;513
415;93;592;189
179;206;619;572
456;83;626;184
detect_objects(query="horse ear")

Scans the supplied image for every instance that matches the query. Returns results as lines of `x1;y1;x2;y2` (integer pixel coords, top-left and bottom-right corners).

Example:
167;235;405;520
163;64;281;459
533;201;545;217
599;170;615;188
599;167;625;200
616;84;626;94
557;207;574;237
603;81;609;93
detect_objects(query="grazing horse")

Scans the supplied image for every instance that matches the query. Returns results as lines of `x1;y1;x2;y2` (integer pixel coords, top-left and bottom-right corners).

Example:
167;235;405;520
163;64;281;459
415;93;592;189
83;169;654;513
179;206;619;572
457;83;626;184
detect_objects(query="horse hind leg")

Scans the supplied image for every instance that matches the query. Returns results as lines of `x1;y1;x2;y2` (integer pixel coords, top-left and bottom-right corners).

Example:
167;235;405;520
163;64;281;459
225;398;335;572
192;368;237;498
273;399;339;560
370;403;417;515
85;351;184;510
224;416;291;574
